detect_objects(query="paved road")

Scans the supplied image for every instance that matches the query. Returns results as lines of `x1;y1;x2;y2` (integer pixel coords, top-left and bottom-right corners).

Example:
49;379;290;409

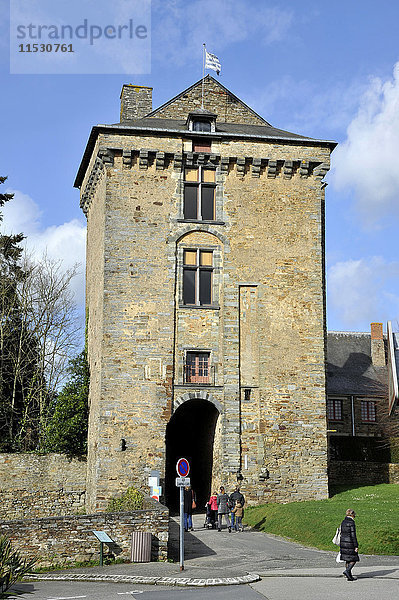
8;513;399;599
10;581;265;600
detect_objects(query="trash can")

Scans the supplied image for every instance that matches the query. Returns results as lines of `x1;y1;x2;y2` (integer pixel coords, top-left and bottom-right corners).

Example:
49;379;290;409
131;531;151;562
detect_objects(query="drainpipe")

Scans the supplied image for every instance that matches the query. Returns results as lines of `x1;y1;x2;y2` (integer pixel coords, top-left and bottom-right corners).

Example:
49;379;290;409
350;395;355;437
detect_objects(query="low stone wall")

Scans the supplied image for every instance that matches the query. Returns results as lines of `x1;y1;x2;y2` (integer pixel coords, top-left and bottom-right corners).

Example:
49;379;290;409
328;461;399;486
389;463;399;483
0;453;87;519
0;497;169;567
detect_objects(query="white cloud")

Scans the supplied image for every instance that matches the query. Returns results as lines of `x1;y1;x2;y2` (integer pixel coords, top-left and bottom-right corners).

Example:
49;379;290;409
152;0;293;67
332;62;399;226
245;76;366;137
328;257;399;329
1;189;86;305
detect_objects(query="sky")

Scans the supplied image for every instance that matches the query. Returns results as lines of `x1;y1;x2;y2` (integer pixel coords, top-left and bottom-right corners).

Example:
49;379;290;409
1;0;399;333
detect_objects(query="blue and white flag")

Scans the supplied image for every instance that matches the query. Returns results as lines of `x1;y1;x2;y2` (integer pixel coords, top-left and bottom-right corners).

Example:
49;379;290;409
205;50;221;75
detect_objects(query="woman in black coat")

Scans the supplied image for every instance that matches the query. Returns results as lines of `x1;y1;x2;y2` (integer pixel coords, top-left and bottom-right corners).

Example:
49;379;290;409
340;509;359;581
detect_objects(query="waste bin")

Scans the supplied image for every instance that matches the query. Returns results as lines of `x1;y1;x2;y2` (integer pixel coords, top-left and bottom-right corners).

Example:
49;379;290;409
131;531;151;562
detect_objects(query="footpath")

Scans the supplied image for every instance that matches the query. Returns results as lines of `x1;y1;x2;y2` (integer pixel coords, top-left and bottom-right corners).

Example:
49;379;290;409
28;513;399;595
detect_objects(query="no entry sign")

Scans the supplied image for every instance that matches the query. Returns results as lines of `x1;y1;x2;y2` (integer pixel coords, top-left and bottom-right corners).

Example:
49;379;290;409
176;458;190;477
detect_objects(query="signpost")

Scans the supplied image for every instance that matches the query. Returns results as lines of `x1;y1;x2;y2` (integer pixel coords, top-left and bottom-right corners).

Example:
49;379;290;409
91;530;113;567
176;458;190;571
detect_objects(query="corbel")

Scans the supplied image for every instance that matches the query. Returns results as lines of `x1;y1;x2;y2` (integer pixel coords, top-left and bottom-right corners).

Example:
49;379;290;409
267;159;277;178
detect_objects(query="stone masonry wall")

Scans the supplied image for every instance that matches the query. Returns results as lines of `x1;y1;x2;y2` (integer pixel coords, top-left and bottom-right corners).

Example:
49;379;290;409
0;454;86;520
0;497;169;567
82;131;330;508
151;76;267;125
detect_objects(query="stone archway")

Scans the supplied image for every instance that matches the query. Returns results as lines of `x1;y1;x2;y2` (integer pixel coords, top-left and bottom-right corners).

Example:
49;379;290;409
165;399;220;513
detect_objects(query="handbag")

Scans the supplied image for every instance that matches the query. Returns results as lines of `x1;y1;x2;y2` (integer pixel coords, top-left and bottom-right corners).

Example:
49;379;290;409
332;526;341;545
192;499;196;509
336;551;344;563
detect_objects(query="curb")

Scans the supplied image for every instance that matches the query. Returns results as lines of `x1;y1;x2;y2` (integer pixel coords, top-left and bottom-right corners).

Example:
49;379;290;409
26;572;261;587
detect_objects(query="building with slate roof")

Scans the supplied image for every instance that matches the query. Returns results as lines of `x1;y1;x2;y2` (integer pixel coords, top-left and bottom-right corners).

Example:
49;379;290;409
75;76;397;512
326;322;399;486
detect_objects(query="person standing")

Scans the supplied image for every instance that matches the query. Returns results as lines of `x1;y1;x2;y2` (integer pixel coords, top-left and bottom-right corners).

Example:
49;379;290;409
232;500;244;532
183;486;195;531
217;486;231;532
207;491;218;529
340;509;359;581
229;485;245;531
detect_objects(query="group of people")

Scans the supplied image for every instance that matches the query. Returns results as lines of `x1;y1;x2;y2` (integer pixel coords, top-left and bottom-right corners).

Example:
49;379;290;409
206;485;245;532
183;484;245;532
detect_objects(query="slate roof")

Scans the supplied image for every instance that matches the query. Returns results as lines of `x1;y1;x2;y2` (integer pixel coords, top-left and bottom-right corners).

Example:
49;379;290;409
327;332;387;396
74;77;336;188
112;117;316;142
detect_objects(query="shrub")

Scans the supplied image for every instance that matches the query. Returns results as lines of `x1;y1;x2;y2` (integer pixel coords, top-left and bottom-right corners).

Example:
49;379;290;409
106;487;144;512
0;536;36;595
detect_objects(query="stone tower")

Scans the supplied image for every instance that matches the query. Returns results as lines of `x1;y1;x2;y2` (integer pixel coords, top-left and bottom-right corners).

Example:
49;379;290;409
75;76;336;511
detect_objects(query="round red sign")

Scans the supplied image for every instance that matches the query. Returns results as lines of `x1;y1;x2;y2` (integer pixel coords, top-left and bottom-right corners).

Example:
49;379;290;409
176;458;190;477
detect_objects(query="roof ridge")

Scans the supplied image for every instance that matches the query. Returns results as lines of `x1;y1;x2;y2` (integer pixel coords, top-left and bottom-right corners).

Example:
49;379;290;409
328;331;369;336
146;75;271;125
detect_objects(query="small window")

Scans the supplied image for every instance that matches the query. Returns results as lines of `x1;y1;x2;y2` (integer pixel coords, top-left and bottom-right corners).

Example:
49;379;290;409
183;249;213;306
361;400;376;422
327;398;342;421
185;352;210;383
183;167;216;221
193;120;211;132
193;139;212;152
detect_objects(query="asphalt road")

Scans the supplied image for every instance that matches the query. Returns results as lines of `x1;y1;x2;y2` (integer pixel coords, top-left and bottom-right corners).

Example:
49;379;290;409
10;581;265;600
7;513;399;600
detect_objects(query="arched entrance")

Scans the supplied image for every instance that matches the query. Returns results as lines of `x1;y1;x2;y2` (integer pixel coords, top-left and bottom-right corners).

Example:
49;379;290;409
165;399;219;513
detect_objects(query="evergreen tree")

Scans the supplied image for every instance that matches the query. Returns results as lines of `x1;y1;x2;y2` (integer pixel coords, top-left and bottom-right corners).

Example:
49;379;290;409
44;348;89;455
0;177;29;450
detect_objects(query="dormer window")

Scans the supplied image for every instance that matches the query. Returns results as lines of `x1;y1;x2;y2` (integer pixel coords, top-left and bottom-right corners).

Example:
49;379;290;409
187;109;216;133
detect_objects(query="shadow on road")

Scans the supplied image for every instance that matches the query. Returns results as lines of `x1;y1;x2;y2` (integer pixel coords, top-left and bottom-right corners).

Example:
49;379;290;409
5;582;35;597
358;569;399;578
168;517;217;562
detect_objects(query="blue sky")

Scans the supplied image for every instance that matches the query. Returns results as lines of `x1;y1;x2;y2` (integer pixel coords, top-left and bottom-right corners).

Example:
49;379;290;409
1;0;399;332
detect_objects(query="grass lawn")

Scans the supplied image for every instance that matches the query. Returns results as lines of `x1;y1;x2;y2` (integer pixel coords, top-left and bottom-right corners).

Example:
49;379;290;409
244;484;399;555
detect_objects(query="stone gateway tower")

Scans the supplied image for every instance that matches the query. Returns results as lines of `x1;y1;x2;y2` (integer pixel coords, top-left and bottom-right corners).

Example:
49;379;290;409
75;76;336;512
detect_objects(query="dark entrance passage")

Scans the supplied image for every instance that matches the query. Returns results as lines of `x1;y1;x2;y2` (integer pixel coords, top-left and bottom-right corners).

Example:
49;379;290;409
165;399;219;513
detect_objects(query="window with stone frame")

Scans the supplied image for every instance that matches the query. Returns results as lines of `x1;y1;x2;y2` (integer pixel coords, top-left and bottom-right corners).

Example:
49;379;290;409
361;400;377;422
183;167;216;221
327;398;343;421
183;249;213;306
185;352;210;383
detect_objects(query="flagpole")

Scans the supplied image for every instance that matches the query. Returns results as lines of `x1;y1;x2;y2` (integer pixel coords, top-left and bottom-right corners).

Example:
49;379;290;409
202;43;205;108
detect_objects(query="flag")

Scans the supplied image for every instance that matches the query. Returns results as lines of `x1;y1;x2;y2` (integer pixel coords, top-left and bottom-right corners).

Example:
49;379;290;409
205;50;221;75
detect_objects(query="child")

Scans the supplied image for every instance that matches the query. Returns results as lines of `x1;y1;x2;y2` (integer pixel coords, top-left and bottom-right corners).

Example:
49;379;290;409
232;500;244;532
207;491;218;529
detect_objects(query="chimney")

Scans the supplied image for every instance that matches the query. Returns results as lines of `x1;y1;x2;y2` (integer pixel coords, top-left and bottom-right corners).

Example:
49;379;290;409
370;322;386;367
120;84;152;122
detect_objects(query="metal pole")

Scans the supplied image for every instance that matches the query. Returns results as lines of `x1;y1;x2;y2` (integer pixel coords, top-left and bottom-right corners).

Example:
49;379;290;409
202;43;205;108
100;542;103;567
179;485;184;570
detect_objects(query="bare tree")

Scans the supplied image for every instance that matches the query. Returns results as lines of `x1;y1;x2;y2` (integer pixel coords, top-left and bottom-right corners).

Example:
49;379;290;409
13;254;82;448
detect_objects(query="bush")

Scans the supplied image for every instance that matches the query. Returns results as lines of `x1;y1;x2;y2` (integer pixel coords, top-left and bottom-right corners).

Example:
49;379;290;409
0;536;36;595
106;487;144;512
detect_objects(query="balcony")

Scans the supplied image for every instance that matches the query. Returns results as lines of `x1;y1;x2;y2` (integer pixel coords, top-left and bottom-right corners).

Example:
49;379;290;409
183;354;216;386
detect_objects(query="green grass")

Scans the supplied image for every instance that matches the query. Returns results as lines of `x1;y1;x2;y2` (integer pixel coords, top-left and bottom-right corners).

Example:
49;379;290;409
244;484;399;556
